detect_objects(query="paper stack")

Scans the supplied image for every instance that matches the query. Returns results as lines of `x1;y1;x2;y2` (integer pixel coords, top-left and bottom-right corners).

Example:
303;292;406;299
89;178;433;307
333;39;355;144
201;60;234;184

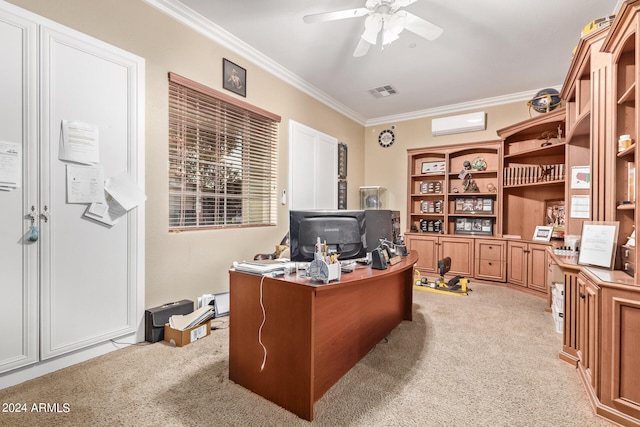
169;305;214;331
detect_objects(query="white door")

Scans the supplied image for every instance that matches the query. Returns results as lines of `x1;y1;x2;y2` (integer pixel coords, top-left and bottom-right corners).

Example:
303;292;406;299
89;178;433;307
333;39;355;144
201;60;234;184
289;121;338;210
0;7;38;373
39;27;144;359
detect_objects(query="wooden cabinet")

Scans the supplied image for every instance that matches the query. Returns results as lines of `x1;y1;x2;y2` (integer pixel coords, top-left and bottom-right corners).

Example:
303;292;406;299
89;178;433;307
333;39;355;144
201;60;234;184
497;109;566;240
576;273;599;394
553;250;640;426
561;22;611;236
600;284;640;422
602;1;640;277
559;267;581;365
405;234;474;277
506;241;549;294
475;239;506;282
407;141;501;237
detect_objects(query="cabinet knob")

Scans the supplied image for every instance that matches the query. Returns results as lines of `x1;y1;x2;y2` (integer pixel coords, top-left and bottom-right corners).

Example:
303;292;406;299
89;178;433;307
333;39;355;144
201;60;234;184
488;262;492;266
489;246;493;249
579;292;586;299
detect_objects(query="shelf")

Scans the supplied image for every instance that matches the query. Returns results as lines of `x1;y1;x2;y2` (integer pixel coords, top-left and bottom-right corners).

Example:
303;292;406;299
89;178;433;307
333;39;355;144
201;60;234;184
411;173;446;179
617;143;636;157
503;179;565;189
618;80;636;104
504;141;566;160
447;169;498;177
447;192;497;197
411;193;444;197
617;203;636;210
566;109;590;140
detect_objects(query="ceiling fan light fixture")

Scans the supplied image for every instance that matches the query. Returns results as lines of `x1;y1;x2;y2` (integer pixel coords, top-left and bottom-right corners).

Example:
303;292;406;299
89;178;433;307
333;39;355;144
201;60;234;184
382;28;400;45
361;14;382;44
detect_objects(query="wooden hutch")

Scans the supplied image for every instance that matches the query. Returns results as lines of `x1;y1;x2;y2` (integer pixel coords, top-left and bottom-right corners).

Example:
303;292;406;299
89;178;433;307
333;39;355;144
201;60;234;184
406;2;640;425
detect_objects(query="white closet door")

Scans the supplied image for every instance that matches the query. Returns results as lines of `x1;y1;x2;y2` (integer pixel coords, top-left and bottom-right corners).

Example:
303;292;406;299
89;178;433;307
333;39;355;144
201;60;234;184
0;8;38;374
289;121;338;210
39;27;144;359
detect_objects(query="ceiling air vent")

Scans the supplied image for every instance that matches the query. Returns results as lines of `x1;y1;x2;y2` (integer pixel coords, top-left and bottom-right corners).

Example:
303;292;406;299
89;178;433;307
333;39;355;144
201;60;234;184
368;85;398;98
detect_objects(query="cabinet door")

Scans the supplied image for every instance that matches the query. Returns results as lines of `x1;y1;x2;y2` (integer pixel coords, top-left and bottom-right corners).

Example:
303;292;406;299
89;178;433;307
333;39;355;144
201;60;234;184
527;244;548;293
406;234;438;273
507;241;527;287
475;240;506;282
39;27;144;359
0;8;38;374
440;237;474;277
600;286;640;419
577;274;599;393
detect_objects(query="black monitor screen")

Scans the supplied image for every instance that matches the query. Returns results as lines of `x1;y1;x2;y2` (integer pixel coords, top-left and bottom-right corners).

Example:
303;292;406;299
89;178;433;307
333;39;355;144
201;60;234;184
289;210;367;262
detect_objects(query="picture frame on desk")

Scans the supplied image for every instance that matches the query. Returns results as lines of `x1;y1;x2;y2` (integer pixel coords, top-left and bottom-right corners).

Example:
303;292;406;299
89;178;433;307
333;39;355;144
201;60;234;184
532;225;553;242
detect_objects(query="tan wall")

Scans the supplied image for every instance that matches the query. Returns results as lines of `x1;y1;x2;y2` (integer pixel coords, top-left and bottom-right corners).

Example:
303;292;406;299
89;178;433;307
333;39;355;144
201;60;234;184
7;0;535;308
7;0;365;308
364;104;532;232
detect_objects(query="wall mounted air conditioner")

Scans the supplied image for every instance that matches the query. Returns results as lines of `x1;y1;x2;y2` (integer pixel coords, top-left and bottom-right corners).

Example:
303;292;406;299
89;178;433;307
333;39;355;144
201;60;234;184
431;111;486;136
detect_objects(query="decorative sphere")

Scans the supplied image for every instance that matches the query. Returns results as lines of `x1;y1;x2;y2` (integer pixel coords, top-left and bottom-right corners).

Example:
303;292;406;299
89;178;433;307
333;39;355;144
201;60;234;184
528;88;562;113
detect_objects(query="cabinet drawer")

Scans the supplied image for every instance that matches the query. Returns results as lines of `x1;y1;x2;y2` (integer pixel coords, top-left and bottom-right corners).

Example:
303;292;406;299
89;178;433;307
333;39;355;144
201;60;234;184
475;259;506;282
476;240;505;261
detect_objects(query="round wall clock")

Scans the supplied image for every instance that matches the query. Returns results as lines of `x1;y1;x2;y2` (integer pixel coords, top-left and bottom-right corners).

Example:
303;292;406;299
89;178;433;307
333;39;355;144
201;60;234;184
378;129;395;147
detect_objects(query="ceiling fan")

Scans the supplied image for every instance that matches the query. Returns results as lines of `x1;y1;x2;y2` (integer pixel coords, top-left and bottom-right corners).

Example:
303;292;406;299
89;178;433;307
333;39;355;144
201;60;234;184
303;0;443;57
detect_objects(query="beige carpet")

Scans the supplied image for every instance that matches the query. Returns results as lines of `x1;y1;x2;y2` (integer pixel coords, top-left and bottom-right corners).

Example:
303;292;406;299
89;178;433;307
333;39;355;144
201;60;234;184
0;282;614;426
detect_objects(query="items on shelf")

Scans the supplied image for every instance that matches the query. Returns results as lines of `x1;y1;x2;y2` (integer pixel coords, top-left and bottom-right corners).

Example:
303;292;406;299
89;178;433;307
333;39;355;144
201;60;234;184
503;163;564;186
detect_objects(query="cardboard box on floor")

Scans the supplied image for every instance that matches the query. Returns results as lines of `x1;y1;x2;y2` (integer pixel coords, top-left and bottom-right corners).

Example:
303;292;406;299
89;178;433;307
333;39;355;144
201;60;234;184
164;320;211;347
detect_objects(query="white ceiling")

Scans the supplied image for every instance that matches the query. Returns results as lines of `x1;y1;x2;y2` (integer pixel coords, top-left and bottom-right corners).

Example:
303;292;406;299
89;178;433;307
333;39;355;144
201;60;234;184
148;0;621;125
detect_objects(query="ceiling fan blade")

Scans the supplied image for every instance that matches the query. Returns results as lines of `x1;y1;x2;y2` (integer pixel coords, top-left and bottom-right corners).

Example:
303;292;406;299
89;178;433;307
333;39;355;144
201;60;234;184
393;0;418;9
353;38;372;57
402;11;443;40
303;7;369;24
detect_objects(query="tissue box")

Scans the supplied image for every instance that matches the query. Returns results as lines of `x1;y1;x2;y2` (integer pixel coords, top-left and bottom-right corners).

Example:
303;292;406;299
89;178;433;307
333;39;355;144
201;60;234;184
164;320;211;347
144;300;194;343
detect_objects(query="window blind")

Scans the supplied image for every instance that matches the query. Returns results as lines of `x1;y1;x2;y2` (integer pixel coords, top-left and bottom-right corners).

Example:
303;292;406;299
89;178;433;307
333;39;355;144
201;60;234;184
168;73;280;231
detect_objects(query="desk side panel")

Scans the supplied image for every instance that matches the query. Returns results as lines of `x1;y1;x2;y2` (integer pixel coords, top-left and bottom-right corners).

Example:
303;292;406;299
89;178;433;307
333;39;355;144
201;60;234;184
229;272;314;420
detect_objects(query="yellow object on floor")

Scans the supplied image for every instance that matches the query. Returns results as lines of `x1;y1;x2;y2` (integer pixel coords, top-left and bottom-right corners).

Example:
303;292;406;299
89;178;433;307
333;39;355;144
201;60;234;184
414;276;470;296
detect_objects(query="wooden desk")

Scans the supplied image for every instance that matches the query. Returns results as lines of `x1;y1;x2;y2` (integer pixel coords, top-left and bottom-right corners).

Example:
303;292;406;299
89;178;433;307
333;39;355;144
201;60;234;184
228;251;418;420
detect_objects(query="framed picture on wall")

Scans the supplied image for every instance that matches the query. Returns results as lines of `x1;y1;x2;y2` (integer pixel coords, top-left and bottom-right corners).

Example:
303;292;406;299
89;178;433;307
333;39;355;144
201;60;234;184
338;142;348;179
223;58;246;97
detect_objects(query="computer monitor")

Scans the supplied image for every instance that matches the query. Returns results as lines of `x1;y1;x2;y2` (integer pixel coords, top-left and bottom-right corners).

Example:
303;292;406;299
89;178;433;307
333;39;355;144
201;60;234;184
289;210;367;262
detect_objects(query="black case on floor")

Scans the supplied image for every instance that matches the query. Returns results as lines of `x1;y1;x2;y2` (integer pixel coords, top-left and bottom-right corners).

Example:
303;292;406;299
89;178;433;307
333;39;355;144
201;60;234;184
144;299;194;343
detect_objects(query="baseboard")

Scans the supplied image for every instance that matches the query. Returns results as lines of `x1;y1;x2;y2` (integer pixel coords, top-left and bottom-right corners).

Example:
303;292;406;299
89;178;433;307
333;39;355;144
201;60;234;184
0;333;139;391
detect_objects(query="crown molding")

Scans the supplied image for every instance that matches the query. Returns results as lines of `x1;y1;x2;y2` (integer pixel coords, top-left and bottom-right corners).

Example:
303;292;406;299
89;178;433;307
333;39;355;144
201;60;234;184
364;85;562;127
144;0;366;124
144;0;561;128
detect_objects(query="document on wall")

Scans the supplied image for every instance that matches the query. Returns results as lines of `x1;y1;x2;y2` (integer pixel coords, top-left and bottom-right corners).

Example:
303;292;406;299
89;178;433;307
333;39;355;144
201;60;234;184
0;140;21;191
570;195;590;218
59;120;100;164
66;164;105;203
104;171;147;211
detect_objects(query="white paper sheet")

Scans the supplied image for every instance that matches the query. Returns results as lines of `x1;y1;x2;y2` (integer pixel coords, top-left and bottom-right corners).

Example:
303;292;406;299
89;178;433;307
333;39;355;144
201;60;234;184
0;140;21;190
66;164;105;203
59;120;100;164
104;172;147;211
83;193;127;227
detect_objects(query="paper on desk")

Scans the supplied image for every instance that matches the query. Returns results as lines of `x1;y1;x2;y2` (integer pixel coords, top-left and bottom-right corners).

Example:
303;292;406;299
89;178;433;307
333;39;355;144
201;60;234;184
59;120;99;164
66;164;104;203
0;140;20;190
105;172;147;211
